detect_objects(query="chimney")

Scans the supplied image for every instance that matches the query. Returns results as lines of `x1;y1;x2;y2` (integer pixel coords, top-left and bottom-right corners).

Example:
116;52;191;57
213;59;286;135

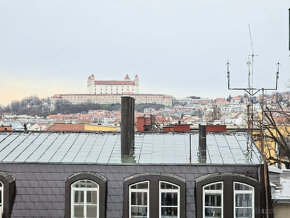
198;124;207;163
121;96;135;158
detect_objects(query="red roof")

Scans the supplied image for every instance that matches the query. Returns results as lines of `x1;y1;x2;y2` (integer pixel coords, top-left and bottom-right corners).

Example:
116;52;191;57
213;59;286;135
125;74;130;80
135;74;139;79
51;94;62;98
47;124;85;132
94;80;135;85
215;98;225;101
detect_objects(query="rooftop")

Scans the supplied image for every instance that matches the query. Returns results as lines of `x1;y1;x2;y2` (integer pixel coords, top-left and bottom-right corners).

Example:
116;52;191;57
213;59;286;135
0;132;262;165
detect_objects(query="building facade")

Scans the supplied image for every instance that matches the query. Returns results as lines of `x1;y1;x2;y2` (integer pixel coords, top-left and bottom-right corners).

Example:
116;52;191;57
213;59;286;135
87;74;139;94
50;93;173;110
0;131;269;217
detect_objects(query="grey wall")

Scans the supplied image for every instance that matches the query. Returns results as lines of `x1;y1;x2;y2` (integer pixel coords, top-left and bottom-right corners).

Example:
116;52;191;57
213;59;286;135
0;163;261;218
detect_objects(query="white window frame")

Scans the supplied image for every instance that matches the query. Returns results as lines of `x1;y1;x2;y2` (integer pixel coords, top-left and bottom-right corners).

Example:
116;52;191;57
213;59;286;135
159;181;180;218
233;182;255;218
129;181;150;218
203;182;223;218
0;181;3;215
71;179;99;218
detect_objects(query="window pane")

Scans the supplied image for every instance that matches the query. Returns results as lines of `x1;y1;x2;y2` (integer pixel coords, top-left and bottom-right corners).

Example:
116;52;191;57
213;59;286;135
74;191;84;203
204;183;222;190
72;180;98;188
235;194;252;207
205;194;222;207
236;208;252;217
86;180;98;188
74;205;84;217
130;182;148;189
161;207;178;217
131;192;147;205
160;182;178;190
87;191;98;204
87;205;98;217
131;206;148;217
235;183;253;191
161;192;178;206
205;208;222;218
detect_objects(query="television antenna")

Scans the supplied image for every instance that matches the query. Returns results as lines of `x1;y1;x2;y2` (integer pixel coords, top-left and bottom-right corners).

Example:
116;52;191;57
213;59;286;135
226;25;279;218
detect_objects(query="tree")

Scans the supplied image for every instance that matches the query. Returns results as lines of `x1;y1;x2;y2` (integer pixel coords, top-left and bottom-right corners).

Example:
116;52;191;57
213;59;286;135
253;102;290;168
207;104;221;123
226;95;232;102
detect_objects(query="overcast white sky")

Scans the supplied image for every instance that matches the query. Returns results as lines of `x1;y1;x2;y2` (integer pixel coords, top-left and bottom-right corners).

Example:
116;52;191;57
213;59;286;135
0;0;289;105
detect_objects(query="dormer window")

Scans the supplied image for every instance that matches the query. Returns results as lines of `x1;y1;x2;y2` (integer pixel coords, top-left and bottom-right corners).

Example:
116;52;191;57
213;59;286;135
124;173;186;218
65;172;107;218
196;173;261;218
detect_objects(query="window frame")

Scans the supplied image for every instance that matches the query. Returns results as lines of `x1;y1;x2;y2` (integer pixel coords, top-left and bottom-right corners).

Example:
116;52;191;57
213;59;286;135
159;181;180;218
123;173;186;218
0;181;3;215
129;181;150;218
196;173;261;218
233;182;255;218
71;179;100;218
202;182;223;218
0;171;15;218
65;172;107;218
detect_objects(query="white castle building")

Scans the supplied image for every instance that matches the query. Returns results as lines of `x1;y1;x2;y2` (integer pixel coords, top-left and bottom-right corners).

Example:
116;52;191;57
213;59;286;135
50;74;173;110
87;74;139;94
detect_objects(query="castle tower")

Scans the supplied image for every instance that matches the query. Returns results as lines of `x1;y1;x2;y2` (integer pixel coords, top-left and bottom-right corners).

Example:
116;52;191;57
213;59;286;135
124;74;130;81
87;73;95;94
134;74;139;93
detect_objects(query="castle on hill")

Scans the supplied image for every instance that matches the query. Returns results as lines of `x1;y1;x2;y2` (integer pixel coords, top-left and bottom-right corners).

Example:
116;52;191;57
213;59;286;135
87;74;139;94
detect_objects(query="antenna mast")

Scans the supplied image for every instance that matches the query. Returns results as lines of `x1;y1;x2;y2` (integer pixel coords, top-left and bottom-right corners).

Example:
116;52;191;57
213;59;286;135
226;25;279;218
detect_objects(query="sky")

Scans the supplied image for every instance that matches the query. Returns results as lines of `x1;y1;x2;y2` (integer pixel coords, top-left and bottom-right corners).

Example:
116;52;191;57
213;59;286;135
0;0;289;105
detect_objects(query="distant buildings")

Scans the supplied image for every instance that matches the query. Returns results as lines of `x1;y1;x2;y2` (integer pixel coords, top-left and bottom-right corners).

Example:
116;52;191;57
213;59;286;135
50;93;173;110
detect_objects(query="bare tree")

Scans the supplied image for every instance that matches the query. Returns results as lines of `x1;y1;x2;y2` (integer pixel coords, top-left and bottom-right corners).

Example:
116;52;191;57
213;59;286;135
252;102;290;168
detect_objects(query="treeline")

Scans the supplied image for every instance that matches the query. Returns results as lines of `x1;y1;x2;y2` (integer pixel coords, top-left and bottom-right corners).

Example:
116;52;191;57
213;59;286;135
0;96;167;117
0;96;51;117
54;100;166;114
53;100;121;114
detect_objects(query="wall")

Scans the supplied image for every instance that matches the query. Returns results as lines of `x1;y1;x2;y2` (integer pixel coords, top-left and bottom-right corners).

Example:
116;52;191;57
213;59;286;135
0;126;12;132
0;163;261;217
273;203;290;218
206;125;227;132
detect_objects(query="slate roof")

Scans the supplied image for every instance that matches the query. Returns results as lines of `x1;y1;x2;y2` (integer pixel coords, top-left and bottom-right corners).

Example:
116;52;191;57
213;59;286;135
0;163;261;217
0;132;262;165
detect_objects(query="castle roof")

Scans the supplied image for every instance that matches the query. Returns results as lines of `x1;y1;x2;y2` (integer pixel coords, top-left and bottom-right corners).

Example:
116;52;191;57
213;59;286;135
124;74;130;80
94;80;135;85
